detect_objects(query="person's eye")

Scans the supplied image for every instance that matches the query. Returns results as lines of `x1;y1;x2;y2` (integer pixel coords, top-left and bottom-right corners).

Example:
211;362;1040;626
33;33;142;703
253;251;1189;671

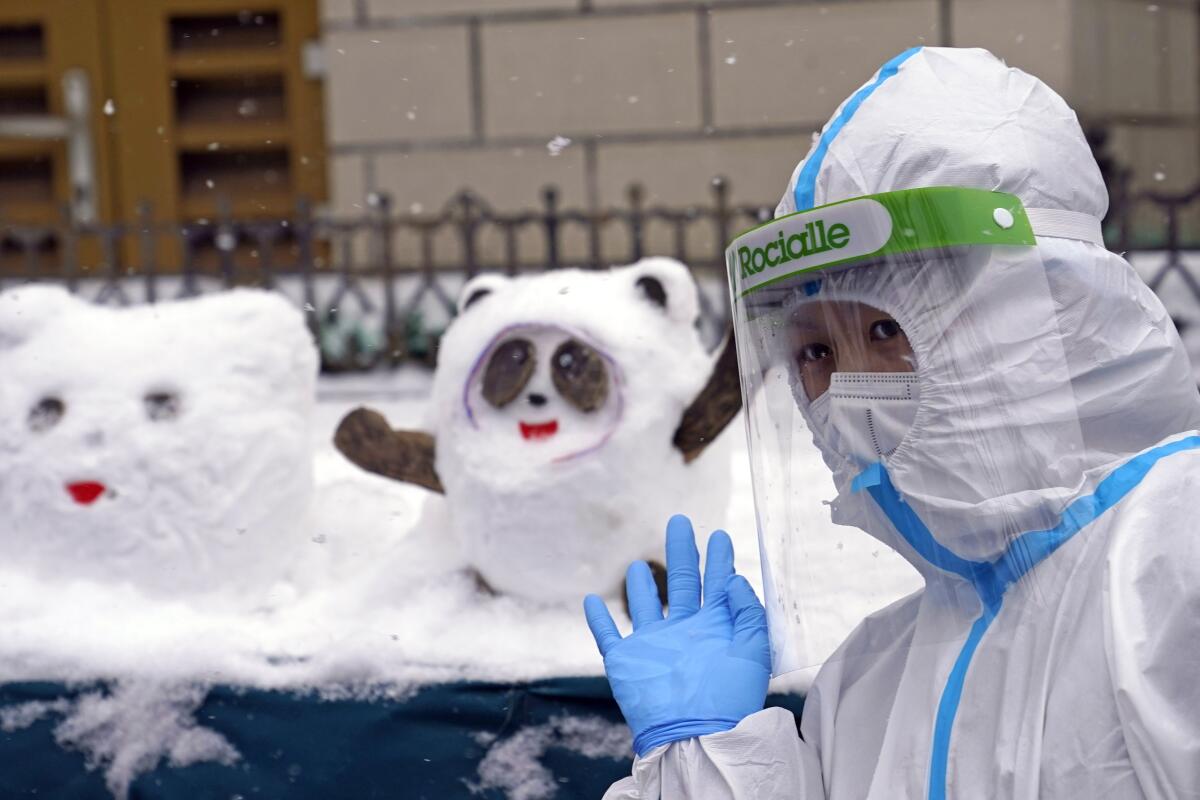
797;342;832;364
28;397;66;432
144;391;182;421
868;319;903;341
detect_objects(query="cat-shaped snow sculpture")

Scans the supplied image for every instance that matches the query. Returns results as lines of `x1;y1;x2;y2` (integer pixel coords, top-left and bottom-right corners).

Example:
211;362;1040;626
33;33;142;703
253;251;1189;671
0;286;318;598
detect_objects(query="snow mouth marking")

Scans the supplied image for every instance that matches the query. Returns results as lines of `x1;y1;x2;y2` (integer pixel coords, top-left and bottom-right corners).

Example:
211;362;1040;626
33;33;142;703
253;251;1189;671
66;481;107;505
519;420;559;441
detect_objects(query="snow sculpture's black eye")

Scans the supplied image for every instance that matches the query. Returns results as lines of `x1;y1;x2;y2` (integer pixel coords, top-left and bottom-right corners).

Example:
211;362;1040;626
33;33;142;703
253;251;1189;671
144;391;182;421
482;338;536;409
552;339;608;413
28;397;65;432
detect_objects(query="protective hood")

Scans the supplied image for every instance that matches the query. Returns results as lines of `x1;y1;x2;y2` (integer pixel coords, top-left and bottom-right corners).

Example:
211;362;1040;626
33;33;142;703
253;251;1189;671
773;47;1200;569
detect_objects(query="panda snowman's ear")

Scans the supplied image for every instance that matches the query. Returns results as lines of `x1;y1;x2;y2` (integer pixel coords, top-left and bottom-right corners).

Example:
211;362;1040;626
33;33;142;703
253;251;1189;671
627;258;700;326
0;285;78;350
458;273;511;314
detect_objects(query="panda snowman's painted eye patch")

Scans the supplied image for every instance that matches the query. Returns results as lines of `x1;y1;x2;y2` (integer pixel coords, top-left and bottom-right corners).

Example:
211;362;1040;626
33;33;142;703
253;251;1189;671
482;338;536;409
552;339;608;413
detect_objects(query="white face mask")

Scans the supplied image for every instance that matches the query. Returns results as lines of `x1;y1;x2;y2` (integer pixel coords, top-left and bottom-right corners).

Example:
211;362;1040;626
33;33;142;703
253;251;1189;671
808;372;921;465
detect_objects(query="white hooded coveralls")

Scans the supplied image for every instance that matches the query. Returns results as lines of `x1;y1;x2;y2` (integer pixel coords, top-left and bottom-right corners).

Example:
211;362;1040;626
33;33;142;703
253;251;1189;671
606;47;1200;800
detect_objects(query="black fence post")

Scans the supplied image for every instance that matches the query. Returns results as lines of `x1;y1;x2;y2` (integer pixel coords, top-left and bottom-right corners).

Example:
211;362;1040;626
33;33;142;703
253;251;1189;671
503;220;520;276
457;191;481;279
295;196;318;341
1164;198;1182;270
543;185;560;270
627;182;645;263
60;204;78;292
216;197;236;288
137;200;157;303
180;223;199;298
1115;169;1134;254
370;191;399;367
711;175;730;271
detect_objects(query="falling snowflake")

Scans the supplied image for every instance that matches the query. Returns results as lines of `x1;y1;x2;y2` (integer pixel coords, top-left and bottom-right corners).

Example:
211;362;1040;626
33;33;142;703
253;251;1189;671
546;135;572;157
103;99;115;116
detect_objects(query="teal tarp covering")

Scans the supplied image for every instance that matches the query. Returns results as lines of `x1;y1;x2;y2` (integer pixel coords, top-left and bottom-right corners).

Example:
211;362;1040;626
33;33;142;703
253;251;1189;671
0;679;804;799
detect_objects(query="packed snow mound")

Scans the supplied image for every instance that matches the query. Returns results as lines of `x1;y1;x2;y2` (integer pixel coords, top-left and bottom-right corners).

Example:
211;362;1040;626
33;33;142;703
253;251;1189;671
430;258;732;602
0;374;915;797
0;286;318;598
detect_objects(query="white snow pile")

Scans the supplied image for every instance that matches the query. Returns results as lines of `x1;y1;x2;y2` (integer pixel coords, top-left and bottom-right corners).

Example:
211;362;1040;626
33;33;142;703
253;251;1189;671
467;714;632;800
0;283;921;796
0;681;239;800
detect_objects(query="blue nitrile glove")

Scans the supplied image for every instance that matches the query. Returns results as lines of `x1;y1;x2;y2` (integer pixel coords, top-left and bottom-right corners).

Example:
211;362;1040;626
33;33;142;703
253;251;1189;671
583;514;771;757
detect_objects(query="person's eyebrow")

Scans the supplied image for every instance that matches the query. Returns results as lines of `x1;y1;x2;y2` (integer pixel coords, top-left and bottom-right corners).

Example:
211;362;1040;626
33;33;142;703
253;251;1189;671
789;318;823;334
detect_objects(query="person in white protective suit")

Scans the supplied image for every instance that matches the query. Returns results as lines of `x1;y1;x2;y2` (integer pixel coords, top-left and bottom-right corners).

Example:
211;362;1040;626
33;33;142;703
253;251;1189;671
583;47;1200;799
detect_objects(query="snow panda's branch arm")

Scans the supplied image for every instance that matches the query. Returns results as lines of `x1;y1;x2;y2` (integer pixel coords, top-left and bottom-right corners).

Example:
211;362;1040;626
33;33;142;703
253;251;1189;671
333;407;445;494
673;331;742;463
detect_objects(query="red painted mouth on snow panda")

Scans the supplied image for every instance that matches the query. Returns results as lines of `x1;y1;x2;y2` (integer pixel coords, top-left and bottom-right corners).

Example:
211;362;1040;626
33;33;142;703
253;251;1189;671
66;481;107;505
519;420;559;441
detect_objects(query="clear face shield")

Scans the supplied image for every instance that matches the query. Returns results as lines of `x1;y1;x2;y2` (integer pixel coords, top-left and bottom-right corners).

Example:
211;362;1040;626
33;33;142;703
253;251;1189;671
727;188;1077;676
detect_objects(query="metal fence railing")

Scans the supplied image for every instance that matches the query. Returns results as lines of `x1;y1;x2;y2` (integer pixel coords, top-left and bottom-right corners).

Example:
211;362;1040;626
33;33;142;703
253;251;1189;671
2;175;1199;372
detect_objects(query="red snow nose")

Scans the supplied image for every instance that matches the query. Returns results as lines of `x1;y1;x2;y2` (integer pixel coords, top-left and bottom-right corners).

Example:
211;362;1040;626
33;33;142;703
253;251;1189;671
67;481;106;505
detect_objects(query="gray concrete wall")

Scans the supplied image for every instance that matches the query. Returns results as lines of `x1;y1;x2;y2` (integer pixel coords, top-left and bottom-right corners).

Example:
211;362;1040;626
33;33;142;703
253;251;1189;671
321;0;1200;261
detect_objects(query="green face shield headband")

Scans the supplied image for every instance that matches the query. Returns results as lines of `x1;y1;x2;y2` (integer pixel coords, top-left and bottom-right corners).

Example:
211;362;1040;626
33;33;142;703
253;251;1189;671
726;187;1038;302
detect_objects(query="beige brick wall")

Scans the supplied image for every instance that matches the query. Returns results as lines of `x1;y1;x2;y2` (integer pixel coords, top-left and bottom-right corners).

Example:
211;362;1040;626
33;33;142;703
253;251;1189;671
710;2;940;129
375;145;588;213
376;145;590;265
321;0;358;24
1101;0;1165;115
1067;0;1200;118
595;137;799;207
326;27;473;144
1166;3;1200;116
482;13;702;137
951;0;1072;93
329;153;368;216
594;136;803;259
371;0;576;16
320;0;1200;262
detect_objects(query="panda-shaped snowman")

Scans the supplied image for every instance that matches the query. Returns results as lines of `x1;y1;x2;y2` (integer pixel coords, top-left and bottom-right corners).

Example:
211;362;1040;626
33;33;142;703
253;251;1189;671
336;258;740;604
